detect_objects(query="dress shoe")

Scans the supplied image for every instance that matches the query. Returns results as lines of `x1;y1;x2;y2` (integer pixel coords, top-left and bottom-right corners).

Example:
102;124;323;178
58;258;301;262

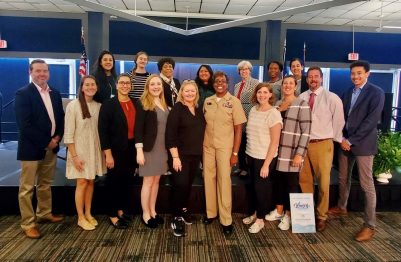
37;214;64;223
78;219;95;231
142;217;158;229
153;214;164;225
202;216;217;225
316;219;327;232
86;216;98;227
328;206;347;216
118;213;132;222
109;218;128;229
23;227;41;239
222;224;234;235
355;227;375;242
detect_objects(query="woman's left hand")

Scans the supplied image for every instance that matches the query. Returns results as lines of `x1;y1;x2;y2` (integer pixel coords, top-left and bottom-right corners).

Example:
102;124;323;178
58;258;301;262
173;158;182;172
260;163;269;178
291;154;303;167
230;155;238;167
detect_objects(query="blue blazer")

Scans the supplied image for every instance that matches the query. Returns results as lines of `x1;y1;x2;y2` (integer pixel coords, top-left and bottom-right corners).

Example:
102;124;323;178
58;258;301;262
342;82;385;156
14;83;64;160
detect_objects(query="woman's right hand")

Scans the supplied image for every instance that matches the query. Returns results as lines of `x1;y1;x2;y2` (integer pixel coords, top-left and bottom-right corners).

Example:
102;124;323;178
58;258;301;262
105;154;114;169
137;151;145;166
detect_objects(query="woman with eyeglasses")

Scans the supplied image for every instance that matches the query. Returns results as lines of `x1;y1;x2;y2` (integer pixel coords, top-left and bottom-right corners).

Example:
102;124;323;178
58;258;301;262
98;73;137;229
195;64;215;107
157;57;181;107
135;74;169;229
165;80;206;237
202;71;247;236
65;75;106;231
127;51;150;99
289;58;309;96
93;50;117;104
233;60;259;176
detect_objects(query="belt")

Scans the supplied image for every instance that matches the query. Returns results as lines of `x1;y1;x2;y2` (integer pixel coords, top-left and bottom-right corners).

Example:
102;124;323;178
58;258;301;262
309;138;331;143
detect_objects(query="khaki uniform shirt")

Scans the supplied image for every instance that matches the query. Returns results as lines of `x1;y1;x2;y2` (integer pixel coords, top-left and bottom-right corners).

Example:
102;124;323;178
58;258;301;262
203;92;247;149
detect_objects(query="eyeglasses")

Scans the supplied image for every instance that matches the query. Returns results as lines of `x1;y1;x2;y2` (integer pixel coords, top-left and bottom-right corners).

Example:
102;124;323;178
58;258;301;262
118;81;131;85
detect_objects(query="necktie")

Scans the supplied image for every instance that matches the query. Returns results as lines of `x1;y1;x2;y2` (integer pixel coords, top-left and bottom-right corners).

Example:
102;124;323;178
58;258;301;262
237;81;245;99
309;92;316;110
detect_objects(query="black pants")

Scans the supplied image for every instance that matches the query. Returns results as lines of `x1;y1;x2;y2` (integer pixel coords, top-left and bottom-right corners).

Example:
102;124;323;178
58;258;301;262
275;171;299;212
247;155;277;219
106;139;136;217
170;155;201;217
238;133;248;171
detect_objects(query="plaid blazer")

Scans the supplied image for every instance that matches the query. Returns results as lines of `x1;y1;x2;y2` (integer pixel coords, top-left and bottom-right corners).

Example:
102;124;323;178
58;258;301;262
275;97;311;172
234;77;259;117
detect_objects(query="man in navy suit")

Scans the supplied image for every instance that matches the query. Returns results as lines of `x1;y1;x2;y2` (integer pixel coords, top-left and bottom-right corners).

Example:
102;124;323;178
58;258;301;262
329;60;384;242
14;59;65;239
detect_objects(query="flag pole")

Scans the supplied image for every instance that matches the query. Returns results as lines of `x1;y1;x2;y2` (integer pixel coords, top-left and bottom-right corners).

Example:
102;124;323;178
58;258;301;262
282;38;287;77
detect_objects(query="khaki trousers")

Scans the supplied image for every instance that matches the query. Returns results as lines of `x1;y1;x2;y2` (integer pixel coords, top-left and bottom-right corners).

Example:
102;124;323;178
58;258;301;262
19;150;57;229
203;146;232;226
299;139;333;220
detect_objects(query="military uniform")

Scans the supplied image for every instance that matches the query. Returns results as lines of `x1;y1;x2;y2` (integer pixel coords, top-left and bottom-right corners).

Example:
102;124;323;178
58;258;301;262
203;92;246;226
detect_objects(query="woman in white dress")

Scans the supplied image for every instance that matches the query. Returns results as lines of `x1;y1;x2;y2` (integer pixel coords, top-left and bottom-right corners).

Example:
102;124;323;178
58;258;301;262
64;75;106;231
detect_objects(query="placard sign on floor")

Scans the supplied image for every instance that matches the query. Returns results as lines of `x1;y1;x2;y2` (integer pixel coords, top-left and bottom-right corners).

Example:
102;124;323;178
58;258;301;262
290;193;316;233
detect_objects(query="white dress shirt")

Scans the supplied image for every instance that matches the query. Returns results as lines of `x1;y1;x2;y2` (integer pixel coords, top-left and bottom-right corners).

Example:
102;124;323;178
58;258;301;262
34;82;56;136
299;87;344;142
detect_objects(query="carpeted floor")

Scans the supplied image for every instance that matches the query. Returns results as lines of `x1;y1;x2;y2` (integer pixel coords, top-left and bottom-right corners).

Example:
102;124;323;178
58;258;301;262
0;212;400;261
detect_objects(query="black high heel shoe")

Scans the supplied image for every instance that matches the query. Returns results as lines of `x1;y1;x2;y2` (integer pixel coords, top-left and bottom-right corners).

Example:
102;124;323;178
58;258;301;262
153;214;164;225
109;218;128;229
118;213;132;222
142;217;158;228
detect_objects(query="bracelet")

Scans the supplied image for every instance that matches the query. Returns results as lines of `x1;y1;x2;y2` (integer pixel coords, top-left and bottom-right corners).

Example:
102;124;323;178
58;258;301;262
172;156;179;159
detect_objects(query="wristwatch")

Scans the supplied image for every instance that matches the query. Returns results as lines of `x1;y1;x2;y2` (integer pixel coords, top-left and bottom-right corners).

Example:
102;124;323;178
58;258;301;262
232;152;238;156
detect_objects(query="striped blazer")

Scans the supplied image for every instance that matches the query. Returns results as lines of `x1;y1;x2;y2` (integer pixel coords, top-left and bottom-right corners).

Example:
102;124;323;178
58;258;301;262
275;97;311;172
234;77;259;117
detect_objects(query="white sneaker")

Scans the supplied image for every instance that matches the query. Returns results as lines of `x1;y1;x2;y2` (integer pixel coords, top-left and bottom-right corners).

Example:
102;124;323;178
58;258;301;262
265;209;284;221
278;214;291;231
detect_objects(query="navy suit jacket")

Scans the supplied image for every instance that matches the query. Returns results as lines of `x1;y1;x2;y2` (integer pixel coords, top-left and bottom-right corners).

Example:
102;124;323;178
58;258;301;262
342;82;385;156
15;83;64;160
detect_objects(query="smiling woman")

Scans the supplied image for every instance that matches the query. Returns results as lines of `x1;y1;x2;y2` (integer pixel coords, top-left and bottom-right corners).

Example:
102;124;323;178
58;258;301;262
93;50;117;104
98;73;138;230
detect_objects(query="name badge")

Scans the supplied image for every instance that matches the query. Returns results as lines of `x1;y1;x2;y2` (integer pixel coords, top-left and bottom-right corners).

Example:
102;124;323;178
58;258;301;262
223;101;233;108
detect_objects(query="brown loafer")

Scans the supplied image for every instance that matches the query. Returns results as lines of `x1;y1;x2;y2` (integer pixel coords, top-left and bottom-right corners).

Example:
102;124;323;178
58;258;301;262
328;206;347;216
37;214;64;223
316;219;327;232
355;227;375;242
24;227;41;239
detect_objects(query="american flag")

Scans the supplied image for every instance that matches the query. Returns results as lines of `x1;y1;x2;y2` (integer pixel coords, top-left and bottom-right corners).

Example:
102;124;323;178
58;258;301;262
79;27;87;77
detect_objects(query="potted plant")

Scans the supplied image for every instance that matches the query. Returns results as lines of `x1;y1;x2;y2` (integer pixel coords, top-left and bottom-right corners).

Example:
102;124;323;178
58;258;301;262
373;131;401;183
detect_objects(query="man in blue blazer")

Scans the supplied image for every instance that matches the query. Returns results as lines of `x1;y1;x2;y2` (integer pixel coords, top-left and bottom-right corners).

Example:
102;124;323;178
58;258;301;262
14;59;65;239
329;61;384;242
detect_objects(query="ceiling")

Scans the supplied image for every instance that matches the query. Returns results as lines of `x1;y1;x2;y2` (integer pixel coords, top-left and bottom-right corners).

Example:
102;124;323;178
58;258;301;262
1;0;401;33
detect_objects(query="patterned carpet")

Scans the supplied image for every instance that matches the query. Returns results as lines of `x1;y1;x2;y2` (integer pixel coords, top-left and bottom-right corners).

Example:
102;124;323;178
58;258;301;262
0;213;400;261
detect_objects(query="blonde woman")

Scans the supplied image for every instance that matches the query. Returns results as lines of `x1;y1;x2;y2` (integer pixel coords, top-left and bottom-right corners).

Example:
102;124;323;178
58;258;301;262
166;80;206;237
65;75;106;230
135;74;169;228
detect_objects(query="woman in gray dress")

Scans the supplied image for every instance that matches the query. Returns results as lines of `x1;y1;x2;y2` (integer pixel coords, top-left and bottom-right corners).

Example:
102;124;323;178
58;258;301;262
135;74;169;228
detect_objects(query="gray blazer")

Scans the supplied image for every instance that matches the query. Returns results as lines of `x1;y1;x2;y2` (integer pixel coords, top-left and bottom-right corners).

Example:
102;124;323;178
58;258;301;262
234;77;259;117
275;97;311;172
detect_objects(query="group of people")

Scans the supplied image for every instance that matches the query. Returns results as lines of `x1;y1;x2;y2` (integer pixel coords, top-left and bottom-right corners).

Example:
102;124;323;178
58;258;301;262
14;51;384;243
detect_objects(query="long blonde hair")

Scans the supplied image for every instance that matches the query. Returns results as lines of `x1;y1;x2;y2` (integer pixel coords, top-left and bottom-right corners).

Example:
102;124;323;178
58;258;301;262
176;80;200;108
140;74;168;111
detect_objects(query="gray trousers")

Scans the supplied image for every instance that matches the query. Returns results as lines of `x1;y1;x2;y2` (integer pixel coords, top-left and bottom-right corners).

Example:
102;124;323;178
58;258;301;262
337;149;376;228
